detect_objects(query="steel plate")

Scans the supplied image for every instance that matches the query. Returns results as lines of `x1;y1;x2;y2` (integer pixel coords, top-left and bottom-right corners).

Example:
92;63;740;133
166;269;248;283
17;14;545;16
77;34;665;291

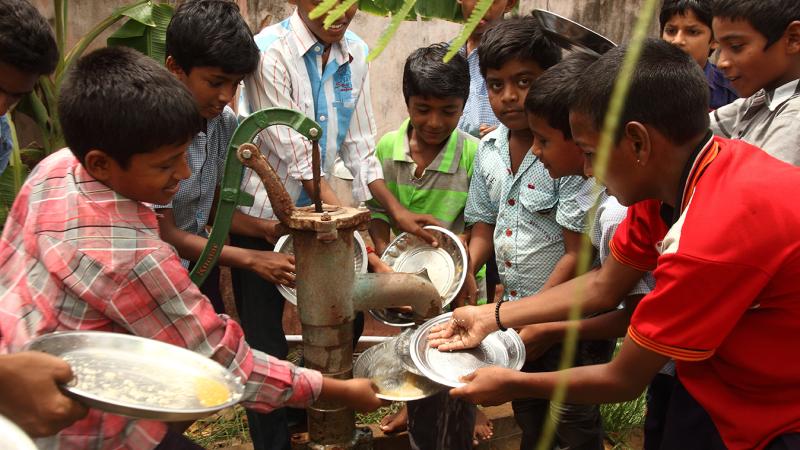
533;9;616;56
353;339;444;401
370;226;467;327
410;312;525;388
25;331;244;421
0;415;37;450
275;231;368;305
393;328;423;376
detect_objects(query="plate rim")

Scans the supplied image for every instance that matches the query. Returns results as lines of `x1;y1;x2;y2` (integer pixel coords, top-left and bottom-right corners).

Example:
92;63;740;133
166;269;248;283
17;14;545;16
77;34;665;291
532;8;617;56
275;231;368;305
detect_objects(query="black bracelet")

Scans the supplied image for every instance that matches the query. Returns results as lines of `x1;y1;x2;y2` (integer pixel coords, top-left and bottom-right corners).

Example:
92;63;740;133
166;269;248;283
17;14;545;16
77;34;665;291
495;299;508;332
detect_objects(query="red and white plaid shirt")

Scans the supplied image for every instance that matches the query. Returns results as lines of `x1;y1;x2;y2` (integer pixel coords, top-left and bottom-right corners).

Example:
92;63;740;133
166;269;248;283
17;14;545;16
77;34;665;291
0;149;322;449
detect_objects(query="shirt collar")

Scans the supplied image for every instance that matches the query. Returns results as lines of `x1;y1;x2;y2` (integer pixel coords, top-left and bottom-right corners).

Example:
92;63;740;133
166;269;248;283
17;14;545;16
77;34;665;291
289;10;352;65
669;131;717;222
766;79;800;112
392;119;463;174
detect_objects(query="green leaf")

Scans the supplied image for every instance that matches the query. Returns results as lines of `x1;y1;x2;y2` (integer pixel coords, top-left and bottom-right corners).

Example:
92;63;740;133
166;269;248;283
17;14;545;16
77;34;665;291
367;0;418;62
323;0;360;29
414;1;463;21
0;116;31;229
357;0;390;16
107;3;174;66
444;0;492;61
309;0;339;20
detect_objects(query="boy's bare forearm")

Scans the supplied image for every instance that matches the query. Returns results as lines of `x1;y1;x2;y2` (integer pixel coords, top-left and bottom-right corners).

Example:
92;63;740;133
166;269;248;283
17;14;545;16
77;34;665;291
467;222;495;274
229;210;280;241
301;178;340;206
368;218;391;255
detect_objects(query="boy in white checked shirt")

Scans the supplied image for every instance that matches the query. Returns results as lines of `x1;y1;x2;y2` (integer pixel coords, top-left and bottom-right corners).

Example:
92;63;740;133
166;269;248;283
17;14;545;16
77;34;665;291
0;46;381;450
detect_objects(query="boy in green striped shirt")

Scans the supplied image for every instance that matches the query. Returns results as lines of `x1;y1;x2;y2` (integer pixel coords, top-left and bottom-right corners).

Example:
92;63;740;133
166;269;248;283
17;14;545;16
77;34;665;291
366;43;482;449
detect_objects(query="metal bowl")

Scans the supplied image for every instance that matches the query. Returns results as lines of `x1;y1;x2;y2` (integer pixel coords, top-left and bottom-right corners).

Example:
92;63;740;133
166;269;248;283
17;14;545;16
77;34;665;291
370;226;467;327
25;331;244;421
275;231;368;305
353;339;444;402
533;9;616;56
0;415;37;450
409;312;525;388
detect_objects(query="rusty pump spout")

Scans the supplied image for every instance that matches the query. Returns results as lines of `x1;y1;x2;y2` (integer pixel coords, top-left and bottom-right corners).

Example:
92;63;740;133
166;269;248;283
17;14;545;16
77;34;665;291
205;108;441;450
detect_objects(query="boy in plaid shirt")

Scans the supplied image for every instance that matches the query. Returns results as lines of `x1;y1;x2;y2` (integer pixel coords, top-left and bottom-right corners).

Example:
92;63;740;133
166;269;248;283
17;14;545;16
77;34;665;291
0;47;380;450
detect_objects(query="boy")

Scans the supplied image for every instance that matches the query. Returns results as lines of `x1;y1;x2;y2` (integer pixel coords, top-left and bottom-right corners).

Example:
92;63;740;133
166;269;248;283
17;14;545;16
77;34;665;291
157;0;294;316
456;0;517;139
366;43;479;449
0;0;87;437
709;0;800;165
660;0;738;110
462;17;604;450
0;46;381;449
238;3;438;445
439;39;800;450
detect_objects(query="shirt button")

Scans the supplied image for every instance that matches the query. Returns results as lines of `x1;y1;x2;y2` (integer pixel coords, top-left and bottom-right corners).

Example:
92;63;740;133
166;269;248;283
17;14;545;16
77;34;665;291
528;183;535;189
507;168;513;175
319;115;327;122
505;260;512;268
314;45;321;52
508;199;516;206
510;290;518;297
506;229;512;237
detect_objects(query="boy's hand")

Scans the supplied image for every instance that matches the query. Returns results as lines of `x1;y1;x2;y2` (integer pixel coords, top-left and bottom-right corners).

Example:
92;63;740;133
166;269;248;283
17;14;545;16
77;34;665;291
247;251;296;286
367;253;393;274
392;209;441;247
263;220;289;245
319;377;382;412
479;124;498;138
518;324;557;362
450;366;522;406
427;304;497;351
0;352;88;437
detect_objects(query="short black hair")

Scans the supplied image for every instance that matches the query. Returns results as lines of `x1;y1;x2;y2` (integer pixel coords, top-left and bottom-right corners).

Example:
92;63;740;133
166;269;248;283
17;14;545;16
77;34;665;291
0;0;58;75
166;0;259;74
525;53;598;139
478;16;562;78
402;43;469;104
570;39;709;146
659;0;713;33
59;47;203;168
712;0;800;48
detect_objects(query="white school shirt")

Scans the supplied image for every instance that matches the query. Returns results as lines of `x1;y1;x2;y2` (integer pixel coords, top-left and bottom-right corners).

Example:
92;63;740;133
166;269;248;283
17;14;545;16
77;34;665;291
239;10;382;219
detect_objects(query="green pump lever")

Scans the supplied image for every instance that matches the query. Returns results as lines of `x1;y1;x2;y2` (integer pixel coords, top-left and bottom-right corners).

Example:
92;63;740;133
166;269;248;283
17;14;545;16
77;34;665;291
189;108;322;287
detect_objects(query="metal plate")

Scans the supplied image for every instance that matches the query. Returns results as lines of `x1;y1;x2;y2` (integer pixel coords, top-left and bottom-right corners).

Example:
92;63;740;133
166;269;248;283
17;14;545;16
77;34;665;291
0;415;37;450
370;226;467;327
410;312;525;388
25;331;244;422
533;9;616;57
393;328;423;376
275;231;368;305
353;339;444;402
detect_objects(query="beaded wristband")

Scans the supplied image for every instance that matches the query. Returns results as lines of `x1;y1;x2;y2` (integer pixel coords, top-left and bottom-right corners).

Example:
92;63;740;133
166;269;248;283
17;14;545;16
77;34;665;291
495;299;508;332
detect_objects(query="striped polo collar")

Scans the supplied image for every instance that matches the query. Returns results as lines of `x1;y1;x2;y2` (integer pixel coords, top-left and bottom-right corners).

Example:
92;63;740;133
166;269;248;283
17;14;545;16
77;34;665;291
391;119;464;174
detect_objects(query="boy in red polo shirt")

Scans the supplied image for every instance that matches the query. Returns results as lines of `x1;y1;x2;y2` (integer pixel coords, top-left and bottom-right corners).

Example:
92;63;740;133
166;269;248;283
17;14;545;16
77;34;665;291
434;39;800;450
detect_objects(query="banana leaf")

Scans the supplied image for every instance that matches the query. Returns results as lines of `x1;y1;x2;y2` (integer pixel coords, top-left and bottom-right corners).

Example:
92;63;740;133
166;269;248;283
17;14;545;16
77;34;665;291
358;0;464;21
107;2;174;65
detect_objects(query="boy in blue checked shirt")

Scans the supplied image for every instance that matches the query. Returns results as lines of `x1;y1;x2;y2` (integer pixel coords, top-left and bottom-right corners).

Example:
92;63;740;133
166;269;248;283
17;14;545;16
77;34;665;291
709;0;800;165
0;46;381;450
456;0;517;139
660;0;738;110
156;0;294;316
365;44;481;449
460;17;603;449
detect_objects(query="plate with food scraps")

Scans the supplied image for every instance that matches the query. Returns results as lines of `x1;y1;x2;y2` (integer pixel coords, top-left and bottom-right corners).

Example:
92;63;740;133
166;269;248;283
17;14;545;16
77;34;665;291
370;226;467;327
410;312;525;388
274;231;368;305
25;331;244;421
353;338;444;402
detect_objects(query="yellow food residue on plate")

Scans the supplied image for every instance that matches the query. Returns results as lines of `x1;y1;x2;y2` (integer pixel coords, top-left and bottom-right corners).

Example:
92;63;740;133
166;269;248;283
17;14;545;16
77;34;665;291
379;374;425;398
194;377;230;407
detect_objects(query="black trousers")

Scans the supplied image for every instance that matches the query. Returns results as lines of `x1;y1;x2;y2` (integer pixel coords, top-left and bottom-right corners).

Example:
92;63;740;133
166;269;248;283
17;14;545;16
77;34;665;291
230;234;292;450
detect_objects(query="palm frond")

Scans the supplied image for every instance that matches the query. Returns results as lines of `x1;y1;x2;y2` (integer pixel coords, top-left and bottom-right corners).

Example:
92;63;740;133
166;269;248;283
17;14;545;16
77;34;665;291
443;0;492;62
309;0;340;20
323;0;360;29
367;0;418;62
